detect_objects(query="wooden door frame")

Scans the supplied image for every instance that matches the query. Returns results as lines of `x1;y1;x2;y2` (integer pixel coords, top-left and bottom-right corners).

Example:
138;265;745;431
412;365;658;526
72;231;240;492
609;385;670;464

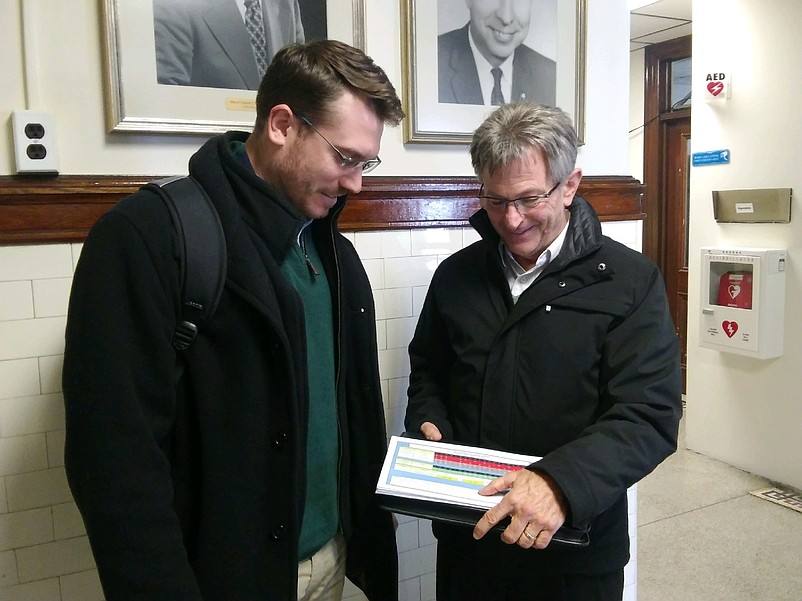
642;35;691;270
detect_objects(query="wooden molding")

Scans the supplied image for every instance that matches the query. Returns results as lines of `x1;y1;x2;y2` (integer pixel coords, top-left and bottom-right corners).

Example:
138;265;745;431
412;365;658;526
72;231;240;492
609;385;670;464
0;174;644;245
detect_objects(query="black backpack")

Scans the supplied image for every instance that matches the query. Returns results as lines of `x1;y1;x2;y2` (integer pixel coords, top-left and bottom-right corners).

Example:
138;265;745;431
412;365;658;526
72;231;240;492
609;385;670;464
142;176;227;352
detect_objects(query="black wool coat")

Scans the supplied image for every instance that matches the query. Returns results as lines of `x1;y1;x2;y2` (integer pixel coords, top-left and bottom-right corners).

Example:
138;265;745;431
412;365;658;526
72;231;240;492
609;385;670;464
63;132;397;600
406;198;683;575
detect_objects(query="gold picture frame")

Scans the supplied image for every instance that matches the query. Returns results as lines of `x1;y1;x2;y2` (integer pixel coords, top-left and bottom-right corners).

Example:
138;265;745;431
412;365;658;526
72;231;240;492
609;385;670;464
401;0;587;144
101;0;365;135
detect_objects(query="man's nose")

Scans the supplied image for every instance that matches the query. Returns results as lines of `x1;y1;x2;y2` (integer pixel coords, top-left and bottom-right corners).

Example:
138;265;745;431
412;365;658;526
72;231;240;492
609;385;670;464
496;0;514;23
503;202;524;228
340;168;363;195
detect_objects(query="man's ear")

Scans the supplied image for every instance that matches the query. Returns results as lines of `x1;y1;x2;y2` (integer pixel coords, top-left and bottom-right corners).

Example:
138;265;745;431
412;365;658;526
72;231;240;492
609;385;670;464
266;104;295;147
560;168;583;207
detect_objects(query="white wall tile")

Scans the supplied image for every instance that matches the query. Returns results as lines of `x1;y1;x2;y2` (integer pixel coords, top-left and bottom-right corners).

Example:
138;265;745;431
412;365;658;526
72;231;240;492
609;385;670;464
386;377;409;409
384;395;407;437
0;317;67;361
380;231;412;258
411;228;463;256
15;536;96;583
0;508;53;551
46;430;66;468
379;288;413;320
31;278;72;318
0;245;73;282
0;358;40;400
418;519;436;547
59;569;104;601
0;549;17;587
361;258;385;290
462;228;481;247
622;582;636;601
385;317;417;350
38;355;63;395
380;379;389;414
384;256;438;288
0;478;7;513
375;319;387;351
0;434;48;477
0;578;61;601
398;543;437;580
5;467;72;512
0;394;64;437
52;503;86;541
69;244;83;273
399;576;421;601
0;281;33;320
354;232;383;259
420;571;437;601
411;286;428;316
378;347;410;381
395;519;419;553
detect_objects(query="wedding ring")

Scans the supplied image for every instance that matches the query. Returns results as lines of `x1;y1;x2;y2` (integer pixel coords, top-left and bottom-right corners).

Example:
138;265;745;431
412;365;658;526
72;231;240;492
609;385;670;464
522;530;535;541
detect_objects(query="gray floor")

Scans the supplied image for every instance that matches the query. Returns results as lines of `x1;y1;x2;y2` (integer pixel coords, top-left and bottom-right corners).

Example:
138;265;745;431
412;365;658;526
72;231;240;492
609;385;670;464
637;415;802;600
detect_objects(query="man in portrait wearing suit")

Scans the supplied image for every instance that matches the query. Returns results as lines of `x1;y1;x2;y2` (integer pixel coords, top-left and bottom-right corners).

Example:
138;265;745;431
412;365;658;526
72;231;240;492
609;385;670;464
153;0;306;90
438;0;556;106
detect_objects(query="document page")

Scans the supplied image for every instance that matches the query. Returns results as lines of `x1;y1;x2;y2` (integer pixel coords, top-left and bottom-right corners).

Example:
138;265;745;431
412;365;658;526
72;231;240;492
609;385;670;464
376;436;541;511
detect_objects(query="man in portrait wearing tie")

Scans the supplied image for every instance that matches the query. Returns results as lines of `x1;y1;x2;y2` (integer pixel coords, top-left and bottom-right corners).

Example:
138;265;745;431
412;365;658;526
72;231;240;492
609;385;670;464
438;0;556;106
153;0;306;90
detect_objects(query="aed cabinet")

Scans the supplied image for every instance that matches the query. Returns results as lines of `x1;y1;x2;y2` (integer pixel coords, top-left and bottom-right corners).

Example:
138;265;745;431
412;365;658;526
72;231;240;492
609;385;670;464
700;247;787;359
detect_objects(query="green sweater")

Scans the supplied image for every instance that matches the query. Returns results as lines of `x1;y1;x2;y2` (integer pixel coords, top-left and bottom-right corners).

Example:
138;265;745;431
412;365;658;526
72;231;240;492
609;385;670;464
280;227;339;560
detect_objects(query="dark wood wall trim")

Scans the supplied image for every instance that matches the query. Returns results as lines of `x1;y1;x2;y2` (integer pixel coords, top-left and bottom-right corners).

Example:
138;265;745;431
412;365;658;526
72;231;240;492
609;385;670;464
0;175;644;245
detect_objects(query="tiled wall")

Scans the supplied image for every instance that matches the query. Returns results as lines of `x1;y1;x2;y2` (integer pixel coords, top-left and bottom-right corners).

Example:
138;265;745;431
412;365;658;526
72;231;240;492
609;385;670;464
0;222;641;601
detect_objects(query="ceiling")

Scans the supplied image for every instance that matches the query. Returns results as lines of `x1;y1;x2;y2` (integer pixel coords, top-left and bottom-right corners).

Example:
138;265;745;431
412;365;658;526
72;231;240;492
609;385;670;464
630;0;692;51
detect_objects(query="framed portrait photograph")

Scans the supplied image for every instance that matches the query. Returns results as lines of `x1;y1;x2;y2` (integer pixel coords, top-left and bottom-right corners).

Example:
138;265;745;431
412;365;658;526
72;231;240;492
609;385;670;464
401;0;587;144
101;0;365;135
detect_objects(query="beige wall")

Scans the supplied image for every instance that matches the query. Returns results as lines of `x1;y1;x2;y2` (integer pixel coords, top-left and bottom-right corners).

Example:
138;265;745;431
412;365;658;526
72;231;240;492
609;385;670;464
685;0;802;490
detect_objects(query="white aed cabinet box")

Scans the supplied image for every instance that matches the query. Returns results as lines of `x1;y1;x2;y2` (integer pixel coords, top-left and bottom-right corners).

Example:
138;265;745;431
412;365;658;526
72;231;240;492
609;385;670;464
700;248;786;359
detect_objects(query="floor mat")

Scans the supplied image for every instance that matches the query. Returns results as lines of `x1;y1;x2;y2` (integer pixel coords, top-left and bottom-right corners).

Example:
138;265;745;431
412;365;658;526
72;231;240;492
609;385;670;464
750;487;802;514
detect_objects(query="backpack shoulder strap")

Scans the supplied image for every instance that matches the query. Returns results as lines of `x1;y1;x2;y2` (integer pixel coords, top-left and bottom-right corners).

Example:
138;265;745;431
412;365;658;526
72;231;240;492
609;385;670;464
143;176;227;352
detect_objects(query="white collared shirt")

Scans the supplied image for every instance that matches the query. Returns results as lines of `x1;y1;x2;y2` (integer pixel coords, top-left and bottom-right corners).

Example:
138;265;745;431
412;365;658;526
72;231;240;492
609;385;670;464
500;220;570;303
467;28;514;105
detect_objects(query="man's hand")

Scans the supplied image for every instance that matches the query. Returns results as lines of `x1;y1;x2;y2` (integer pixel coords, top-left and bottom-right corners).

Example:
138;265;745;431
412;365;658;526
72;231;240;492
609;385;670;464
420;422;442;441
472;469;567;550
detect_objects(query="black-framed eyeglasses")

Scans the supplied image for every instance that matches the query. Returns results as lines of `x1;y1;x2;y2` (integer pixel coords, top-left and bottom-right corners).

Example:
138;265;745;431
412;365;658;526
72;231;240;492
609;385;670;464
295;114;382;174
478;181;561;213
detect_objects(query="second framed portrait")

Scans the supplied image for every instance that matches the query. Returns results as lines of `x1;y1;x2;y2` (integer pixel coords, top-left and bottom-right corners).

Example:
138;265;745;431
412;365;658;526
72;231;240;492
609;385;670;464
402;0;586;144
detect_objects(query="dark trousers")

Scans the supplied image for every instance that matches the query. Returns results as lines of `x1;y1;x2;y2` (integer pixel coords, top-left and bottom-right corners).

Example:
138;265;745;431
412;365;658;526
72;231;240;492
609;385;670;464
435;539;624;601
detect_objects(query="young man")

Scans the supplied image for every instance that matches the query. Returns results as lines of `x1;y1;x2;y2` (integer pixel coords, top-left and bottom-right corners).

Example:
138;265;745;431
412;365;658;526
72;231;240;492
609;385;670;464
64;40;404;601
405;103;682;600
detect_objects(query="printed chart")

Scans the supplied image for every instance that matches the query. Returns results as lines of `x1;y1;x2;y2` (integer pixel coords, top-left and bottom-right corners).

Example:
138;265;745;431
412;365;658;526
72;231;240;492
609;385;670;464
376;436;541;510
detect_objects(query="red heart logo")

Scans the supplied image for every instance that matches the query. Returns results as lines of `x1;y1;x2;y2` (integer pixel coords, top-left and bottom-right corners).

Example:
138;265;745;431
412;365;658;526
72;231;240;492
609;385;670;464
707;81;724;97
722;321;738;338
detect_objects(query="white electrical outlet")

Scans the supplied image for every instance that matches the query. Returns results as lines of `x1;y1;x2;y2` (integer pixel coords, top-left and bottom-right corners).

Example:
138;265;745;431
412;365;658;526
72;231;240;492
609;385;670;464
11;110;60;174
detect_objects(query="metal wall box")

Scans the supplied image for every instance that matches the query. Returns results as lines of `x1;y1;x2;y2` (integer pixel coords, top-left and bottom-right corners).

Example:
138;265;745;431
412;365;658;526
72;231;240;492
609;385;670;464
711;188;792;223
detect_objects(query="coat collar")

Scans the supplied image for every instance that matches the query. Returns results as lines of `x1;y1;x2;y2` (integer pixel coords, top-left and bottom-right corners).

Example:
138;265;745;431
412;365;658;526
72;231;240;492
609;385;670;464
186;131;346;320
469;195;604;269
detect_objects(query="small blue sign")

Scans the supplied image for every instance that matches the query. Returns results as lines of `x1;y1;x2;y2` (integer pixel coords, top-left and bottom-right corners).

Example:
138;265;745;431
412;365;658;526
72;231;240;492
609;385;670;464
692;149;731;166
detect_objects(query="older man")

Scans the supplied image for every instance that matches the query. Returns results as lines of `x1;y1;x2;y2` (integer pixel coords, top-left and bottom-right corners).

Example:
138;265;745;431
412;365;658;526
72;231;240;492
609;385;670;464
405;103;682;600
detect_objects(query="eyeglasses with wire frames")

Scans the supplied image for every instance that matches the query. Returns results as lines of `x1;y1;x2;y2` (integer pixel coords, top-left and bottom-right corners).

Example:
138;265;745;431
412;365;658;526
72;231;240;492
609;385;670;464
295;114;382;174
478;181;561;213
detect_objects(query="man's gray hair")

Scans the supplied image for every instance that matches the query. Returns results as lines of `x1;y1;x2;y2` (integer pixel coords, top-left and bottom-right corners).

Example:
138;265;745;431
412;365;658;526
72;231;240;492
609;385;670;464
470;103;578;185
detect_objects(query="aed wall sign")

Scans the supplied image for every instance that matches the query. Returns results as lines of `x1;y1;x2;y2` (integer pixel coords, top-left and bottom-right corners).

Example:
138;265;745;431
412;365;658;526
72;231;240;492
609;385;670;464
705;72;731;100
